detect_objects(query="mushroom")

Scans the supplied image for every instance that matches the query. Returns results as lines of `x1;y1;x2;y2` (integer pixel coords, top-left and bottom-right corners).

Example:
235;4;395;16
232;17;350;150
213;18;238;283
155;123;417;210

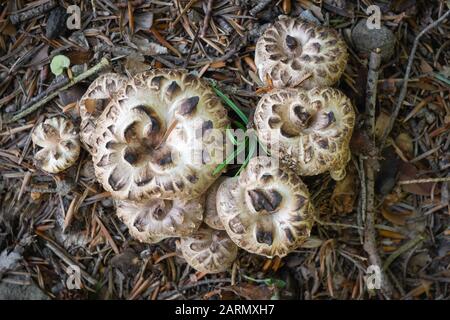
179;225;238;273
92;69;228;201
216;156;315;258
254;87;355;180
31;117;80;174
204;176;226;230
116;196;204;244
78;73;128;153
255;16;348;89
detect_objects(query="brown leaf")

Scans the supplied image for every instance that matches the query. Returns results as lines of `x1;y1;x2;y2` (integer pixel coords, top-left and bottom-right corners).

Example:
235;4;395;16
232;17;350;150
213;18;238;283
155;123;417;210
222;283;274;300
398;162;436;196
84;99;97;114
381;206;411;226
65;51;93;65
331;164;358;214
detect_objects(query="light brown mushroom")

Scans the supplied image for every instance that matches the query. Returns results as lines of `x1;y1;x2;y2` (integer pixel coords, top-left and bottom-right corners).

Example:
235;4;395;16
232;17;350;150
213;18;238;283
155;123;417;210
78;73;128;153
204;176;226;230
254;87;355;180
216;156;315;258
179;225;238;273
116;196;204;244
91;69;228;201
31;117;80;174
255;16;348;89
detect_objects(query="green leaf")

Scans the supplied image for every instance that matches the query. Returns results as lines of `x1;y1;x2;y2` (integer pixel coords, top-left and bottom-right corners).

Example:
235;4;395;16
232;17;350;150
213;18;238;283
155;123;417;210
226;125;239;145
50;55;71;76
242;275;286;289
212;86;249;124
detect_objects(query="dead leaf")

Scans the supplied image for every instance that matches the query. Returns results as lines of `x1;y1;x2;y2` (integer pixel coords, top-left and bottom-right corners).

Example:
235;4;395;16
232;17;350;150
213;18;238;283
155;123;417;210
331;164;357;214
399;162;436;196
222;283;274;300
58;84;86;106
84;99;97;114
378;229;407;239
375;110;391;139
134;12;154;32
404;280;432;299
381;206;411;226
29;45;49;70
395;132;414;157
125;53;151;75
65;50;93;65
131;35;168;56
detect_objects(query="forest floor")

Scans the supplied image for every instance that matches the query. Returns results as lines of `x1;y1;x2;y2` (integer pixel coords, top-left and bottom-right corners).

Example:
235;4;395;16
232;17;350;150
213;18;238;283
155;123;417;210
0;0;449;300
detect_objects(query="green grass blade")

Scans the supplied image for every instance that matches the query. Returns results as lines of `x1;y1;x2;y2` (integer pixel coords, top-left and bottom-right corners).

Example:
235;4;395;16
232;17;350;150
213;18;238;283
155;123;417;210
213;138;247;175
212;86;249;124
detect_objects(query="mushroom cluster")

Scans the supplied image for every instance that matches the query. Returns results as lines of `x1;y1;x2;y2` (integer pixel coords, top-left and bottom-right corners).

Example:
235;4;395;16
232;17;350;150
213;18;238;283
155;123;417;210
30;16;356;274
78;69;240;273
254;16;355;181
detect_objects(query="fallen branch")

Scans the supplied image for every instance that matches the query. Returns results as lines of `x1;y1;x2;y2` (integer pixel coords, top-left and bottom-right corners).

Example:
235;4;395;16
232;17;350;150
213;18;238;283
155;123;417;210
249;0;272;16
363;49;394;297
8;58;110;123
398;176;450;185
200;0;214;38
381;10;450;145
9;0;57;25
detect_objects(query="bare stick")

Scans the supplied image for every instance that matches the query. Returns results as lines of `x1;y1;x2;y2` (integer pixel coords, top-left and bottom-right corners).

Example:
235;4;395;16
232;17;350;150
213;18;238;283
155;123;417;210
366;49;381;136
363;49;394;297
8;58;110;123
381;10;450;145
398;176;450;185
9;0;57;25
200;0;214;38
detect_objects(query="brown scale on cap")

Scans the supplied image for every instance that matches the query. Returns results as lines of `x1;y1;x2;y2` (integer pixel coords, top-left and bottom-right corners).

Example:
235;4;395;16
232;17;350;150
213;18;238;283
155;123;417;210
79;73;128;153
31;117;80;174
204;177;226;230
255;16;348;89
116;196;204;244
179;225;238;273
216;156;315;258
91;69;229;201
254;87;355;181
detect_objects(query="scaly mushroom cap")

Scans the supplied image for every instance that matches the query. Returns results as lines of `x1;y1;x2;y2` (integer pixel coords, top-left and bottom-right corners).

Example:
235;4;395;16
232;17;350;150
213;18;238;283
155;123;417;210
31;117;80;173
180;225;238;273
255;16;348;89
92;69;228;201
254;87;355;180
116;197;204;244
79;73;128;153
217;156;315;258
204;176;226;230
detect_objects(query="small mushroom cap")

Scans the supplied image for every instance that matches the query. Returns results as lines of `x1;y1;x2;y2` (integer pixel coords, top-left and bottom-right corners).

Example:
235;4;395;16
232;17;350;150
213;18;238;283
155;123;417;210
31;117;80;173
179;225;238;274
217;156;315;258
255;16;348;89
204;176;226;230
92;69;229;201
116;196;204;244
79;73;128;153
254;87;355;180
